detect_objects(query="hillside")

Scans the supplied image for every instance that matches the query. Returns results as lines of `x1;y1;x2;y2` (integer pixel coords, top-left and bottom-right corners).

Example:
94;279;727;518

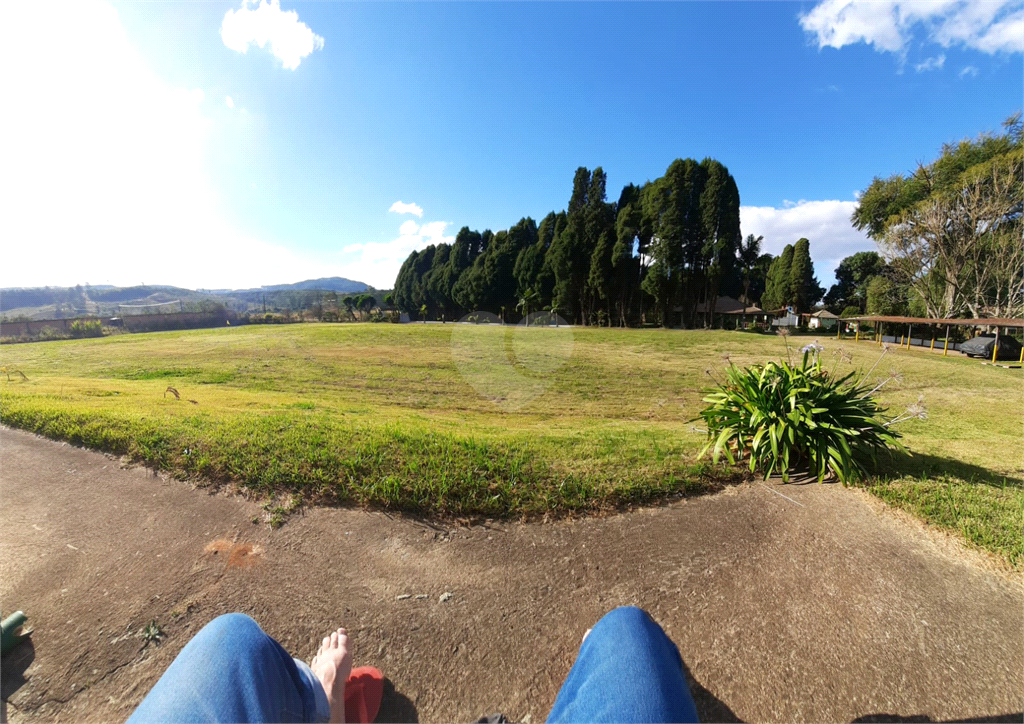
0;277;373;320
240;276;368;293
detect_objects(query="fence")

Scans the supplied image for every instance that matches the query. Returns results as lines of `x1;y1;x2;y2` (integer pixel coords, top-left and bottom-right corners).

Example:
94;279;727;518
1;310;233;339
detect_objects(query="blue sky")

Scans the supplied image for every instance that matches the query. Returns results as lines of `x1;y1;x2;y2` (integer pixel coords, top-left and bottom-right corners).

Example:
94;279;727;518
2;1;1021;291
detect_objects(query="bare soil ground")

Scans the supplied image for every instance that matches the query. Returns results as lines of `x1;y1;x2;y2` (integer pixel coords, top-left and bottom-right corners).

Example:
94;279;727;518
1;426;1021;724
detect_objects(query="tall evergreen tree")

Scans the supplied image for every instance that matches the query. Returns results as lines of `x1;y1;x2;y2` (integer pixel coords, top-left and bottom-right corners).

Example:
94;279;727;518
568;167;591;215
639;174;676;326
762;244;794;311
582;167;616;323
586;227;616;325
548;211;588;322
410;245;437;317
424;244;452;319
738;234;763;304
611;200;642;326
697;159;741;326
550;168;600;323
452;232;492;313
536;212;565;307
483;219;536;317
441;227;482;316
514;212;555;298
393;251;419;313
788;237;824;312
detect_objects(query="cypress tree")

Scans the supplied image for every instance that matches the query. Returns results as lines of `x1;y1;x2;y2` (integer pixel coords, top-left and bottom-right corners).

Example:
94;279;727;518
788;238;812;313
762;244;794;311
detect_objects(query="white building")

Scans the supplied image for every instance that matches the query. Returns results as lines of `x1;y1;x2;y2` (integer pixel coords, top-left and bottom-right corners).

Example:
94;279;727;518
808;310;839;330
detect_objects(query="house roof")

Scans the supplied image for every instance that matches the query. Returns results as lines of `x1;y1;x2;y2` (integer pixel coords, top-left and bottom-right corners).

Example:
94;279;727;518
811;310;839;318
691;296;764;314
847;315;1024;328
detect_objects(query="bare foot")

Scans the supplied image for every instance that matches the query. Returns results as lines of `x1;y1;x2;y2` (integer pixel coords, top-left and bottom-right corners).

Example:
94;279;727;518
311;627;352;724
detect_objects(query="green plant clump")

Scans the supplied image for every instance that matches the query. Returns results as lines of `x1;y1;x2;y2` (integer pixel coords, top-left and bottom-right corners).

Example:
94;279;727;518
70;319;104;338
697;343;906;482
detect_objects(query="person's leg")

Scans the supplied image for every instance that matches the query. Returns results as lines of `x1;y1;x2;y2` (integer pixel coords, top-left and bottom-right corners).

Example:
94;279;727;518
128;613;333;724
546;606;699;724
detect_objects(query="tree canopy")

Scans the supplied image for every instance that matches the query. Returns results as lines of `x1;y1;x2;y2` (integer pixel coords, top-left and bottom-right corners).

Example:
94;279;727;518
852;113;1023;319
824;251;885;314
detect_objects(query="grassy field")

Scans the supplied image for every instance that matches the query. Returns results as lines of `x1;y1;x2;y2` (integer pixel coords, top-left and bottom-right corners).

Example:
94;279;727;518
1;323;1021;565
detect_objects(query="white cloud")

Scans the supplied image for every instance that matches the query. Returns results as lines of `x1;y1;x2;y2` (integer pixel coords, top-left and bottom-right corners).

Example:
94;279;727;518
389;201;424;217
0;0;349;291
337;219;454;289
740;200;876;287
221;0;324;71
225;95;235;108
959;64;980;77
799;0;1024;56
915;54;946;71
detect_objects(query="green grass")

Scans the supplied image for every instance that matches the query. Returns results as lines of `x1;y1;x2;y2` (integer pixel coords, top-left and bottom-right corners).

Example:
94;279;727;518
858;475;1022;567
0;324;1020;565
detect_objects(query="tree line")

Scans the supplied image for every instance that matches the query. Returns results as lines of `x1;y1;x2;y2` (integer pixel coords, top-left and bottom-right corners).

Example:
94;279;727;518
394;160;831;327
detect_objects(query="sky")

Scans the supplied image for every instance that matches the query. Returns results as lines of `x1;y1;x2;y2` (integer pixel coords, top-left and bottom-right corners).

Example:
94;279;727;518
1;1;1021;292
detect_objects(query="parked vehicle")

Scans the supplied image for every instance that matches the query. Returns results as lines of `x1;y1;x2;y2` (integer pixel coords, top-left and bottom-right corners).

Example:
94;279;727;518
959;333;1023;360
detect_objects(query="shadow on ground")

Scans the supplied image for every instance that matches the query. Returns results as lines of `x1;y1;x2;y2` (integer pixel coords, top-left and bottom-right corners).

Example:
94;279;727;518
853;713;1024;723
376;677;419;723
1;638;35;724
873;451;1020;488
684;662;744;722
1;638;35;700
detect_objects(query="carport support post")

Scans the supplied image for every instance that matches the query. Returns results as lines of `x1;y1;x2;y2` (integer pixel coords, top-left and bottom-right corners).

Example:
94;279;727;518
855;323;860;342
930;328;936;352
943;325;950;356
906;323;912;350
992;327;1000;363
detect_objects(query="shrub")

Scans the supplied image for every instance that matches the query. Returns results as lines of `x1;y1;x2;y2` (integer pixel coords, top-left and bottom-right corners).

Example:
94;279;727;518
70;319;104;338
38;326;68;341
697;344;907;482
841;305;861;318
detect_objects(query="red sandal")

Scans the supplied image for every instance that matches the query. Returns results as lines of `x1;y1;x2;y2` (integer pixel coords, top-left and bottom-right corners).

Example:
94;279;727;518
343;666;384;724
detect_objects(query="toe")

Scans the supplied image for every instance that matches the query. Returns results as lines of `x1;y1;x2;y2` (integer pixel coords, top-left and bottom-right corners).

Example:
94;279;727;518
330;631;339;648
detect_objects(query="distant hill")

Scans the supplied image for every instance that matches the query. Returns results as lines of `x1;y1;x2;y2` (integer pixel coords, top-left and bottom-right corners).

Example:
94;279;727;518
1;277;373;320
235;277;369;294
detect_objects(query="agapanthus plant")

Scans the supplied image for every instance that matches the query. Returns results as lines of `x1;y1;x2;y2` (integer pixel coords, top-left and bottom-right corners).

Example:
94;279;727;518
696;342;914;483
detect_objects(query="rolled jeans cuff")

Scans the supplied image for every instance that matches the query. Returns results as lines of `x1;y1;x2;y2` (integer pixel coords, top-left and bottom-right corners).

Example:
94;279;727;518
294;658;331;723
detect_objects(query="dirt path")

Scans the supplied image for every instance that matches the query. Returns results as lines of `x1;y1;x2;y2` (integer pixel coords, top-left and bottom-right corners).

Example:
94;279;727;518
1;426;1021;723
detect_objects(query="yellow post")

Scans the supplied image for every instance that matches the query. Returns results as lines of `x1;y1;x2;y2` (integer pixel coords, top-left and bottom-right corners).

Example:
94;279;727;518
906;324;912;350
991;327;1000;363
878;322;883;346
1019;344;1023;365
855;323;860;342
942;325;949;356
836;321;841;340
930;328;935;352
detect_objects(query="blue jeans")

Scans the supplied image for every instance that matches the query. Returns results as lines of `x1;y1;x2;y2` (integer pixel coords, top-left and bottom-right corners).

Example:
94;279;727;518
128;613;330;724
129;606;698;723
546;607;699;723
